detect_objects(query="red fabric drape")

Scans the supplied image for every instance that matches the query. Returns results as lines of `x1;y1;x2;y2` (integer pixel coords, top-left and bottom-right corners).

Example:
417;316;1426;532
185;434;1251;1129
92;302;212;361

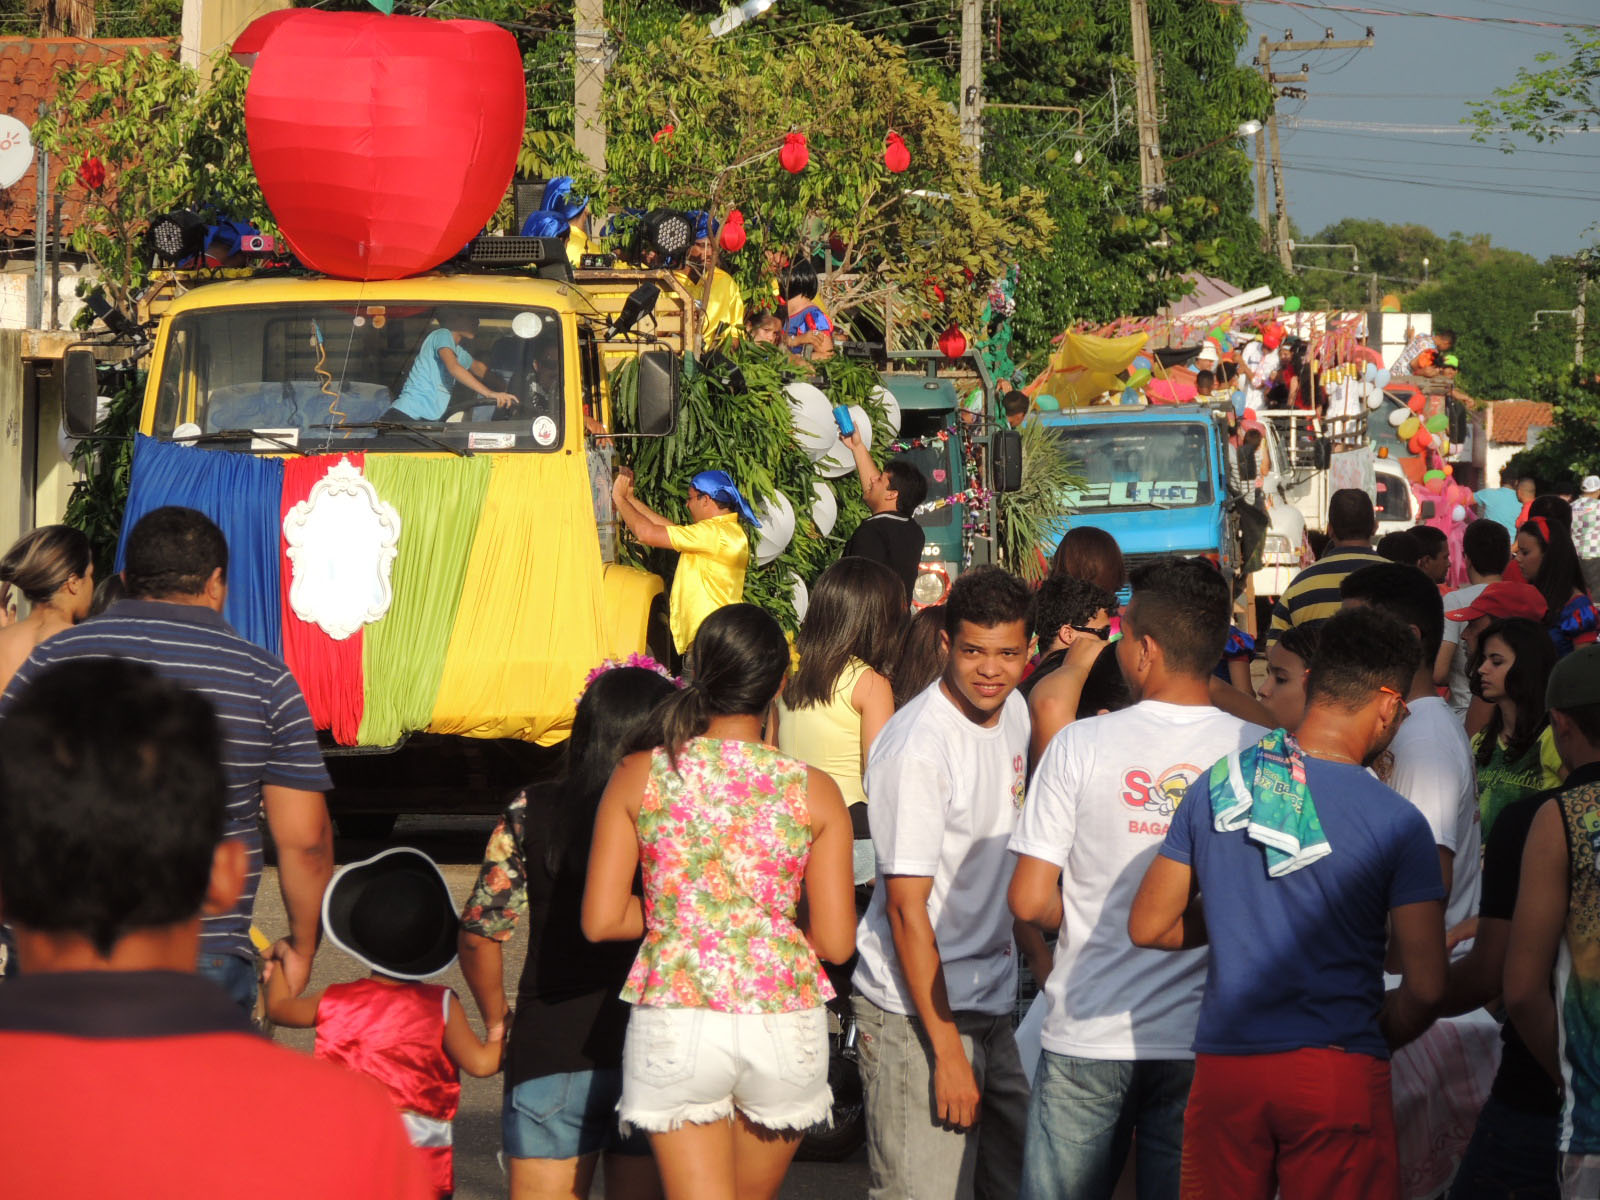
280;453;366;745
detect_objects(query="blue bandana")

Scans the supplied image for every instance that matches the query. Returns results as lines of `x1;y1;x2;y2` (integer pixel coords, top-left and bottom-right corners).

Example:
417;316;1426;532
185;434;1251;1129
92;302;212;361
690;210;720;242
519;176;590;238
691;470;760;526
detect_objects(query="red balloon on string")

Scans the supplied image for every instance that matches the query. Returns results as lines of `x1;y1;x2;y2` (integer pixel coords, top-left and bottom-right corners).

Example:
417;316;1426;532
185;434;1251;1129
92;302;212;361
779;132;809;173
76;156;105;191
939;324;967;360
884;130;910;173
720;209;746;253
240;9;525;281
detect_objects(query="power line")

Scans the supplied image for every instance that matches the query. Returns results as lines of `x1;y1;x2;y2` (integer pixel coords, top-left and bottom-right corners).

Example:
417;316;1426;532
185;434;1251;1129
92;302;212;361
1219;0;1598;32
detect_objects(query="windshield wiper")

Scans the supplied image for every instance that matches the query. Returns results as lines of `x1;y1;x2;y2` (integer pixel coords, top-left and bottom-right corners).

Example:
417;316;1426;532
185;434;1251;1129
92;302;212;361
173;429;310;456
306;421;471;457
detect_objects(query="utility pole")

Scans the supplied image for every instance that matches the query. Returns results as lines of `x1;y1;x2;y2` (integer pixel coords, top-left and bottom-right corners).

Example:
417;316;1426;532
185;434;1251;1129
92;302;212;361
1130;0;1164;209
1258;30;1373;270
574;0;607;178
959;0;982;158
1253;39;1271;255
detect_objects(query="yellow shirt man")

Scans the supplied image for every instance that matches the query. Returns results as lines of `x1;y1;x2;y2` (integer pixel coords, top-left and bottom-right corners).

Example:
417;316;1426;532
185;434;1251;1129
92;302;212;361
666;511;749;652
611;467;755;654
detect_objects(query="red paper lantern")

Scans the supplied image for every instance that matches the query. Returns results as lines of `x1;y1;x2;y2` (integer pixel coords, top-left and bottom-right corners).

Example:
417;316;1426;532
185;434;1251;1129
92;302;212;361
240;10;525;281
720;209;746;254
76;156;105;191
780;132;809;174
884;130;910;173
939;324;967;360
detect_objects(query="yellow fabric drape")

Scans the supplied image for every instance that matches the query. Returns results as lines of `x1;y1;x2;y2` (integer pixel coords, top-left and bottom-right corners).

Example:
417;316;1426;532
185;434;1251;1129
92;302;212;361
1028;330;1150;406
428;451;610;744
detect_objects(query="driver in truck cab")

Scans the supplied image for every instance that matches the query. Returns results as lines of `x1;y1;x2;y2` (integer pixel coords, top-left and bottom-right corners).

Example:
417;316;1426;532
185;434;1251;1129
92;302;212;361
383;310;517;422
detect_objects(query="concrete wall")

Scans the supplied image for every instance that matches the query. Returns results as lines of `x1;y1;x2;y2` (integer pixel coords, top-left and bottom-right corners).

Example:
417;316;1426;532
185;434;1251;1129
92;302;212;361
182;0;292;75
0;328;26;552
0;260;89;332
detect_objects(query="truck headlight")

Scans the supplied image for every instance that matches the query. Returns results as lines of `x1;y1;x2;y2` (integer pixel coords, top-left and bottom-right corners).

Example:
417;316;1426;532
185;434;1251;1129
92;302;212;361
913;563;952;608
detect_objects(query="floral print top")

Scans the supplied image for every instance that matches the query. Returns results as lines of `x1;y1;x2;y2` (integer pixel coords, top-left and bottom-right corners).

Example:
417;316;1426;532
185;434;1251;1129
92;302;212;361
623;737;833;1014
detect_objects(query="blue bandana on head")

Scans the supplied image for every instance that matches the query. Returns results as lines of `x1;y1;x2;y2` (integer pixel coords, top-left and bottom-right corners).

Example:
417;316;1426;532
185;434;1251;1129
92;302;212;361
691;470;760;526
519;176;590;238
690;210;720;243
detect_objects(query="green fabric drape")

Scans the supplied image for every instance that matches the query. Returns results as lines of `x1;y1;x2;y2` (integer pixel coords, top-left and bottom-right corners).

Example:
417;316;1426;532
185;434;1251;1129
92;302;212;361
358;454;493;746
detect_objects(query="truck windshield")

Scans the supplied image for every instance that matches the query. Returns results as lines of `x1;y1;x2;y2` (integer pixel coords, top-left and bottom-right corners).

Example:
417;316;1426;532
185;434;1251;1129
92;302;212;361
152;302;565;452
1051;421;1213;510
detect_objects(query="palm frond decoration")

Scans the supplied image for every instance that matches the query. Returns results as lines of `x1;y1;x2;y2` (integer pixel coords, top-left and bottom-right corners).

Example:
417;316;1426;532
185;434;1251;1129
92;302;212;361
998;419;1080;583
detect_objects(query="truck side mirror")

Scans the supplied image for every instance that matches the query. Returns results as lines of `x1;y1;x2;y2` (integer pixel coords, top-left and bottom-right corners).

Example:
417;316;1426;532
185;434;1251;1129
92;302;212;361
991;429;1023;493
61;348;100;438
635;349;678;437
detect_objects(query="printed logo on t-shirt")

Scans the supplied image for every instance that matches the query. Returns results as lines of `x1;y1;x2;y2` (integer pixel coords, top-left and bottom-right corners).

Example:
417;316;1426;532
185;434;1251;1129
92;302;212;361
1012;754;1026;810
1121;763;1201;835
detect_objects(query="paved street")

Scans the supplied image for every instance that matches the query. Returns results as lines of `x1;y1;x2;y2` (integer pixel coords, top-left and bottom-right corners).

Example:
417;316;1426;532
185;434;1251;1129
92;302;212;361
257;815;868;1200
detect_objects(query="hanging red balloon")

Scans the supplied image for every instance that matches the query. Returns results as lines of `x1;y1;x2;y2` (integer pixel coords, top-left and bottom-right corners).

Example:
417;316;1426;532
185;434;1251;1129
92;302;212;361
719;209;746;254
75;156;105;191
939;324;967;360
239;10;525;281
653;123;675;143
779;131;809;174
884;130;910;173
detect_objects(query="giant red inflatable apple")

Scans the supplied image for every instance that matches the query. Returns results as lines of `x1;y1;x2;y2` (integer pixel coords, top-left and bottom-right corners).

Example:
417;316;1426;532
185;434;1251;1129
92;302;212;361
240;10;525;281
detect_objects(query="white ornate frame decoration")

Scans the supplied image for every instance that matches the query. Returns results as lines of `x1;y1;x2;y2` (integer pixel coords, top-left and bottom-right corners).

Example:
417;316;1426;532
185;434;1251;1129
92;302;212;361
283;457;401;641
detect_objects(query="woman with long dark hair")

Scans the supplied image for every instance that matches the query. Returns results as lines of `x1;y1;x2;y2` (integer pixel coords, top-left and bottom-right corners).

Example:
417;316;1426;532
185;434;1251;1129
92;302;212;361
775;558;907;883
583;605;855;1200
892;604;948;707
459;663;679;1200
1051;526;1125;595
1514;515;1596;657
0;524;93;696
1471;617;1564;841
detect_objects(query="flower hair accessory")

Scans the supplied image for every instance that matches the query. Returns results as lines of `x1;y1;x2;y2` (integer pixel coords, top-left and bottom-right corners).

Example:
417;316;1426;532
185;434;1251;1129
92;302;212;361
580;653;683;702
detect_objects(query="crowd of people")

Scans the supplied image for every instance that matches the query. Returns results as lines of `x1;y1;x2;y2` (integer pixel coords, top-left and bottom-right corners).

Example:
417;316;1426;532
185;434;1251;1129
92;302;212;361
1;469;1599;1200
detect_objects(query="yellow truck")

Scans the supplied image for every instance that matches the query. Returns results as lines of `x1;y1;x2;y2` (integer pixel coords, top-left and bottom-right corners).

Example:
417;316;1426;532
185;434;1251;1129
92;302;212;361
61;249;690;826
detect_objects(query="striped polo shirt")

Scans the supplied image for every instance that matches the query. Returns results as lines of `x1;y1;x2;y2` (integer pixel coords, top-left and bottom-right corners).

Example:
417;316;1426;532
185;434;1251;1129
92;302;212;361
1267;545;1389;644
0;600;331;961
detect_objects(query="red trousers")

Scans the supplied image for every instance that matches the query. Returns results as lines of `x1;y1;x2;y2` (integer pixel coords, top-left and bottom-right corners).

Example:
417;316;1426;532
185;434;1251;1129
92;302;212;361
1181;1048;1400;1200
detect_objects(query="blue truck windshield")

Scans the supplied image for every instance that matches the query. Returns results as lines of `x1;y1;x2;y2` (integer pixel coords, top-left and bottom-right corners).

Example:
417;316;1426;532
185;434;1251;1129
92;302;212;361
1051;421;1213;510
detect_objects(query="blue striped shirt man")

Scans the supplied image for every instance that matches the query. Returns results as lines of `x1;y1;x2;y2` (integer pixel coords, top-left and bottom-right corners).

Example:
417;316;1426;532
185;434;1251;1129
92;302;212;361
0;600;331;962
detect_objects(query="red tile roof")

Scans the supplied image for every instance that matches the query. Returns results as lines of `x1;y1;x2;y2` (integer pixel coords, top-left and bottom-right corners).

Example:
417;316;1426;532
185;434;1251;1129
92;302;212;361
1486;399;1555;445
0;38;176;239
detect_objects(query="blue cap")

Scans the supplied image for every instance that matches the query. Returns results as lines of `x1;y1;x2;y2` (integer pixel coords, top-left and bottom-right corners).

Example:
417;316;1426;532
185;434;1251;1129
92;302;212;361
691;470;760;526
519;176;590;238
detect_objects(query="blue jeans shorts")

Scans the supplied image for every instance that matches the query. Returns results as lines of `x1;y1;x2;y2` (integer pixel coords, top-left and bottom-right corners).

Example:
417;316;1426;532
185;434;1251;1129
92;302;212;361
503;1069;652;1160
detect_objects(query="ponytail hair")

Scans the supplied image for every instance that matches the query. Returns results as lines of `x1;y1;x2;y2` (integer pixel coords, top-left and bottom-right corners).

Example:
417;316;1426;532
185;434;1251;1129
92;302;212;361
659;604;789;769
0;524;91;612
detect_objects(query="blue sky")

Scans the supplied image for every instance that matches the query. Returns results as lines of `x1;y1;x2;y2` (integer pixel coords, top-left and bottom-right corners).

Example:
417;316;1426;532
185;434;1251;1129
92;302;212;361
1240;0;1600;262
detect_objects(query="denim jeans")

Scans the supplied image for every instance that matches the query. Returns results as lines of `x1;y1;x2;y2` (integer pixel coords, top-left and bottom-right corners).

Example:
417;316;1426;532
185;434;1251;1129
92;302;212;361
854;996;1030;1200
1449;1096;1559;1200
1018;1050;1194;1200
197;952;257;1016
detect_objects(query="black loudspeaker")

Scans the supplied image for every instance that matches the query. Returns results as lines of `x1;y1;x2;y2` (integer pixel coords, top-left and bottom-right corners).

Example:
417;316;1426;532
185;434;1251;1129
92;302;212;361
992;429;1023;492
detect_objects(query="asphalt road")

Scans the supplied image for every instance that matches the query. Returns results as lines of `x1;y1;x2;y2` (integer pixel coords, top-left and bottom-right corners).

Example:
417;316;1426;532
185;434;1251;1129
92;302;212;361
256;815;868;1200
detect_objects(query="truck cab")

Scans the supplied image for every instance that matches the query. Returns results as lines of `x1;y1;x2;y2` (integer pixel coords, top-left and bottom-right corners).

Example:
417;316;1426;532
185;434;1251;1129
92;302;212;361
1037;403;1238;597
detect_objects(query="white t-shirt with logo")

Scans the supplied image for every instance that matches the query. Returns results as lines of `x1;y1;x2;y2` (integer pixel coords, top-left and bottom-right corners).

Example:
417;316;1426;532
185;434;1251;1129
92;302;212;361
852;681;1031;1017
1011;701;1268;1060
1387;695;1481;936
1440;583;1488;717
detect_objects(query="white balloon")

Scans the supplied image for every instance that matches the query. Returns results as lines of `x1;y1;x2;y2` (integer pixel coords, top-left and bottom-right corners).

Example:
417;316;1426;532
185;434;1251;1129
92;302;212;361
811;482;838;536
1451;504;1468;523
791;574;809;621
753;491;796;566
785;381;840;462
847;405;872;450
1386;407;1408;428
816;443;856;478
1365;387;1384;411
872;384;902;436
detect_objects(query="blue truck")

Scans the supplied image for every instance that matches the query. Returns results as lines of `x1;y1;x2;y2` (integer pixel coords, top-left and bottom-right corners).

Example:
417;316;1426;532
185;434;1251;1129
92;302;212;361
1036;402;1241;597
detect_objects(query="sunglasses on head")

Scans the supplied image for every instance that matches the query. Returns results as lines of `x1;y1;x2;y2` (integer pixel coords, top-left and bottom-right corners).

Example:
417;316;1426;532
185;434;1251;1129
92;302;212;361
1379;685;1410;721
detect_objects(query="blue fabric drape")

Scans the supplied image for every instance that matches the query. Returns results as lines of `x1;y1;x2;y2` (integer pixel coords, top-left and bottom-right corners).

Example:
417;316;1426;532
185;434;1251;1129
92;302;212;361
116;435;286;656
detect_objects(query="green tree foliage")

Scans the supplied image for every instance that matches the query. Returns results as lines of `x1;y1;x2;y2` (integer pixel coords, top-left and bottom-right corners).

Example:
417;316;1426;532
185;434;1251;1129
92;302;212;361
982;0;1283;353
1470;32;1600;145
597;17;1052;337
33;51;263;313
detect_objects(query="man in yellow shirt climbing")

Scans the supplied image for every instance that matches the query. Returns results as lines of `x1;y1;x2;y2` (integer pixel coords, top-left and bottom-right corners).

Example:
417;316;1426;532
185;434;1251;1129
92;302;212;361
612;467;756;659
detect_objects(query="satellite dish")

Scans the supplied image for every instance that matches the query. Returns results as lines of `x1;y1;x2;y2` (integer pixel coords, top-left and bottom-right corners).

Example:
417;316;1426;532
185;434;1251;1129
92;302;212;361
0;116;33;189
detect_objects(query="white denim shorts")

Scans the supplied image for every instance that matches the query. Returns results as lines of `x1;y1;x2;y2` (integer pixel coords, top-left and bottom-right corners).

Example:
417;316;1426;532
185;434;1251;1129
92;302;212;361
618;1004;832;1135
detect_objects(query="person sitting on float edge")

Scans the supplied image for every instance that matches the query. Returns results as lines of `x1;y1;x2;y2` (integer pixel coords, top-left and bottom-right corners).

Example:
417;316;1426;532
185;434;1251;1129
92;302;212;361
386;309;516;423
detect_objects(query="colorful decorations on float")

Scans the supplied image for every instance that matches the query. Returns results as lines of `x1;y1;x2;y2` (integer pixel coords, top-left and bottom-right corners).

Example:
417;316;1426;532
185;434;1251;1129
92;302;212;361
938;324;968;360
237;9;525;280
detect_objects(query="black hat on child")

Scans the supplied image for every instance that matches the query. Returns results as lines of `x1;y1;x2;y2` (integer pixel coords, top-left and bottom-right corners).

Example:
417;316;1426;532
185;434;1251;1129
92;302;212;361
322;847;458;981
